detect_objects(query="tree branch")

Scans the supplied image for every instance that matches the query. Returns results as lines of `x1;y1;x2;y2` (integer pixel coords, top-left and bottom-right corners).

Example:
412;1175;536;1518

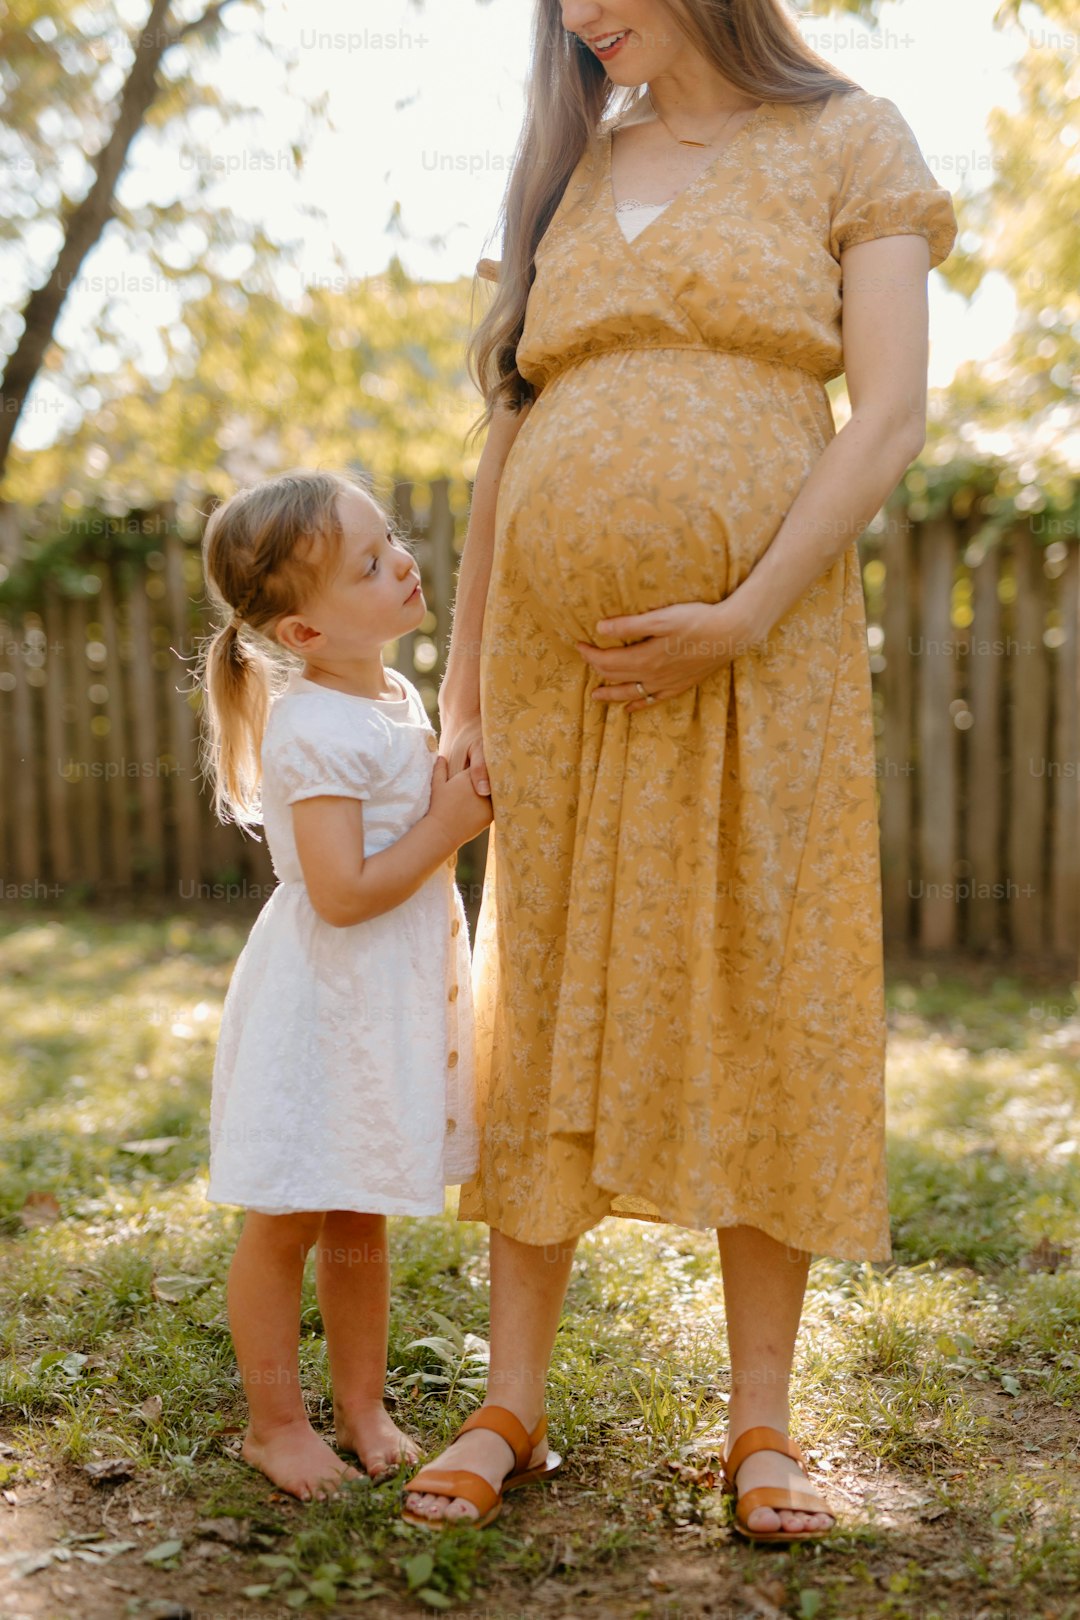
0;0;239;483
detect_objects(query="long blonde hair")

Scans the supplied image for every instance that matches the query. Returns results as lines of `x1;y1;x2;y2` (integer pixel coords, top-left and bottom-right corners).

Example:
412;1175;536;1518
466;0;857;439
196;467;385;831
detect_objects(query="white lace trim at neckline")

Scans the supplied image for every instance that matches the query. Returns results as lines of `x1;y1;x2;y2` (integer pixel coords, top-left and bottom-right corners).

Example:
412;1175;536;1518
614;196;674;213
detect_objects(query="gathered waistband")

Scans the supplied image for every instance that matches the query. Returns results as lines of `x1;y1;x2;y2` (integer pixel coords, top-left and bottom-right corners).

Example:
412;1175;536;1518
536;343;829;389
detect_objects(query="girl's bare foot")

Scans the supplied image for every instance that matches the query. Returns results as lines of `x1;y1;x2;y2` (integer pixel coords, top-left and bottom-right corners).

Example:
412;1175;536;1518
241;1418;360;1501
404;1423;548;1522
336;1402;422;1480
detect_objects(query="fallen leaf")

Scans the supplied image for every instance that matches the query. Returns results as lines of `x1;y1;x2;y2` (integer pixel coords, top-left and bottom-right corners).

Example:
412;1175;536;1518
143;1538;184;1565
151;1274;211;1304
83;1458;136;1485
119;1137;182;1157
1021;1235;1071;1274
645;1567;671;1591
738;1583;786;1620
194;1517;251;1547
138;1395;164;1425
19;1192;60;1229
9;1550;58;1579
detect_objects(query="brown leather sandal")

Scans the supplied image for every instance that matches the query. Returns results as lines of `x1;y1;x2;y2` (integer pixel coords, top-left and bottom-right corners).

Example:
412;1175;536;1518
721;1425;836;1546
401;1404;562;1531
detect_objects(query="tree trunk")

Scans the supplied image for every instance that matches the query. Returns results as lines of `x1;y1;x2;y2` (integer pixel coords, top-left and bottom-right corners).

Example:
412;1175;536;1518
0;0;234;483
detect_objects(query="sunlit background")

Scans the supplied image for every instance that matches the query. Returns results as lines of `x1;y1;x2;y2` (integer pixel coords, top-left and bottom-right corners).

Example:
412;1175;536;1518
3;0;1046;453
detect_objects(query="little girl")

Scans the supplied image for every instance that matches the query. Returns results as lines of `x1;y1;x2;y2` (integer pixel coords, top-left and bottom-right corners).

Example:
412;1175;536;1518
195;467;492;1502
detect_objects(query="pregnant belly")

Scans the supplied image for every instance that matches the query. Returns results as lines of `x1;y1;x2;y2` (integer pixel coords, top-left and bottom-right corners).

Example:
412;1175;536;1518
497;347;829;646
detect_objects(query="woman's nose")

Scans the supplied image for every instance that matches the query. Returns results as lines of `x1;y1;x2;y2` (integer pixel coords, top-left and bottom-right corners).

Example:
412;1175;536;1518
561;4;604;33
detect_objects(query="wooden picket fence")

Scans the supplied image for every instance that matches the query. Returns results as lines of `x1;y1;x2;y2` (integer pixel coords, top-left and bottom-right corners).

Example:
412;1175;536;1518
0;486;1077;968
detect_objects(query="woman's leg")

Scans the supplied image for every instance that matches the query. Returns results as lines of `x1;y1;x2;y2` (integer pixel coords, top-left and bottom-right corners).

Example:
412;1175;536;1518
716;1224;833;1535
315;1209;421;1477
229;1209;361;1500
404;1227;578;1521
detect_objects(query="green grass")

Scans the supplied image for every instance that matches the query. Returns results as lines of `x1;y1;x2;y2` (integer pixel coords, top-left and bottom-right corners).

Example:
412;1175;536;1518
1;910;1078;1619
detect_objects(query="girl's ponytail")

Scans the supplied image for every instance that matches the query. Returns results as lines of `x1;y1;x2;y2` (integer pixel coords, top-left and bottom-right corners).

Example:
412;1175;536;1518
200;608;277;831
195;468;372;832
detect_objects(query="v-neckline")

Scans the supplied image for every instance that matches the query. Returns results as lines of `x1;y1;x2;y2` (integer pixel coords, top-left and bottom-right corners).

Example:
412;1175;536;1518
604;100;770;251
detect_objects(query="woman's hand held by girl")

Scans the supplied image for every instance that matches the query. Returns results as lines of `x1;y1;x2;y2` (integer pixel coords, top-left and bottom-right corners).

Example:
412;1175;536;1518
439;712;490;797
427;752;494;847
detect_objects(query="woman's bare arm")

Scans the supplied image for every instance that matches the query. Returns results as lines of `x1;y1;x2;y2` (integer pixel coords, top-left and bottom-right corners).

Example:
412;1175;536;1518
725;232;931;643
439;398;533;748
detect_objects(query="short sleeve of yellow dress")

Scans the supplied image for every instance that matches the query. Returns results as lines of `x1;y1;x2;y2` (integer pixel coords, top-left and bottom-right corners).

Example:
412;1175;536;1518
455;86;957;1260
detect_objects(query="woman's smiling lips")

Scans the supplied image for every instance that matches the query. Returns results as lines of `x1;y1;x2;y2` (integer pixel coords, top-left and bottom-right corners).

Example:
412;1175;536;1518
587;28;629;60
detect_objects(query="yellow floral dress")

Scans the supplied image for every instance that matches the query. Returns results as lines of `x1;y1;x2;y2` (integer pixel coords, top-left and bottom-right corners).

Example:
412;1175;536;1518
456;87;956;1260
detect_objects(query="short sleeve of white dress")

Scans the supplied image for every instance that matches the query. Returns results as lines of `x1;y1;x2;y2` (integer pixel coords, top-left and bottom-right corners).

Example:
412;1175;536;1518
263;706;374;804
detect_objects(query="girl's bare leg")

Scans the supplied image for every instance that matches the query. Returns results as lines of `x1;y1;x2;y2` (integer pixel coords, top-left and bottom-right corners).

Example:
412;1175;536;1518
717;1224;833;1535
229;1209;360;1501
404;1227;577;1521
315;1210;421;1477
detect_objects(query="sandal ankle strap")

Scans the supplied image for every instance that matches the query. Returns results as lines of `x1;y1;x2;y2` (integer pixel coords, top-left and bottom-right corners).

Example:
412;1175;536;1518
457;1404;544;1475
723;1424;807;1486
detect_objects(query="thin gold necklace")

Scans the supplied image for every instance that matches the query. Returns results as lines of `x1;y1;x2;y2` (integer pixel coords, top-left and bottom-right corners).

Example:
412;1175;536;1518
646;88;752;149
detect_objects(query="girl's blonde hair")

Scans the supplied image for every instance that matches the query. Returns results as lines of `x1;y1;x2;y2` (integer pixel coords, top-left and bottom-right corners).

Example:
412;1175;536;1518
196;467;387;831
466;0;857;439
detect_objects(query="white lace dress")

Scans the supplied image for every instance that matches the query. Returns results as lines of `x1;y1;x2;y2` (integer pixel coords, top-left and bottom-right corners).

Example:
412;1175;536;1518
207;666;478;1216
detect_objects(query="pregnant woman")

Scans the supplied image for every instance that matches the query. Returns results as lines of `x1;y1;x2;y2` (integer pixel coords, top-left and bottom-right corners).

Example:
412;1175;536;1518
405;0;956;1542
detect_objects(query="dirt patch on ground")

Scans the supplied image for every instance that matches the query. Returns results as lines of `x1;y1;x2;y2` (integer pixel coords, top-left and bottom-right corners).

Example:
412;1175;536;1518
2;1411;1076;1620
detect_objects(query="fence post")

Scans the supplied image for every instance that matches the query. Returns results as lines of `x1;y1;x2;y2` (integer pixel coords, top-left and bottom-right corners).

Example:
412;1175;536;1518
1051;544;1080;964
64;595;102;890
9;611;41;888
98;568;133;892
917;519;959;950
1007;528;1049;957
880;508;914;947
967;538;1003;953
42;585;75;890
126;565;166;891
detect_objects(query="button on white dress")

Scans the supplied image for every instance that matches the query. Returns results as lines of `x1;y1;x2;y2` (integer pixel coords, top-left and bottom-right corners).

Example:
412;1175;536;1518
207;666;478;1216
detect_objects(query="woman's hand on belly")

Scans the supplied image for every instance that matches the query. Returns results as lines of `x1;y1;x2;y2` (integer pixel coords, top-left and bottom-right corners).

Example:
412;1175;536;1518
439;712;490;796
575;597;765;713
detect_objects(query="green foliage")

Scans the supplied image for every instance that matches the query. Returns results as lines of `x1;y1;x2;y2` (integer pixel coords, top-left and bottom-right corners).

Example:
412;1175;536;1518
4;261;491;507
0;0;319;469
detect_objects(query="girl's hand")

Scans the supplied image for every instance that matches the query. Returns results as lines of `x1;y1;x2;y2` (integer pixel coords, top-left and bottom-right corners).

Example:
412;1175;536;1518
438;711;490;796
427;754;493;848
575;598;765;713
